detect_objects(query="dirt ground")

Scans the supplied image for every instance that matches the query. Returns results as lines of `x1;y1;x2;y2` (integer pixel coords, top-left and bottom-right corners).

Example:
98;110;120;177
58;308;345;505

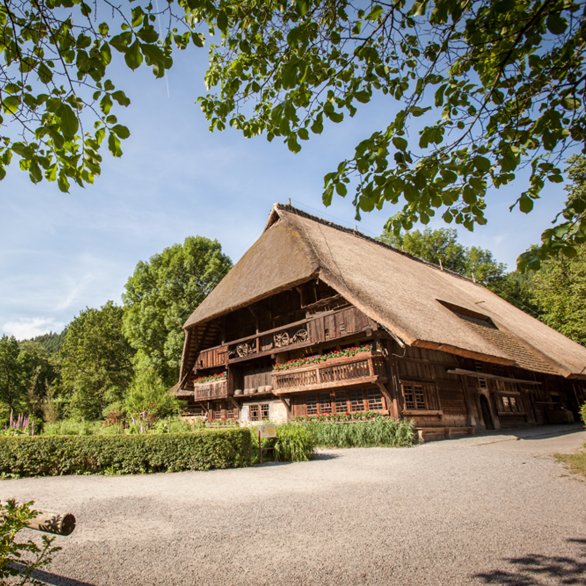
1;425;585;585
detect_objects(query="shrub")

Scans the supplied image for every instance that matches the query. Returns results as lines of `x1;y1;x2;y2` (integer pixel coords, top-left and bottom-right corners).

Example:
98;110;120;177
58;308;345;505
42;419;105;436
0;429;252;477
0;500;61;582
42;419;127;436
273;424;315;462
153;417;204;434
304;417;414;448
581;403;586;427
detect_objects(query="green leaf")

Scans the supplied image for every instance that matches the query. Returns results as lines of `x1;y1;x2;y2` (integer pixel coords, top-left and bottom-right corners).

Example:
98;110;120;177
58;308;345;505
217;11;228;33
59;103;79;139
124;41;143;70
112;124;130;139
57;173;70;192
2;96;20;115
410;106;431;117
112;91;131;107
108;132;123;157
392;137;408;151
110;32;132;53
519;195;533;213
473;155;491;172
367;4;384;21
546;13;567;35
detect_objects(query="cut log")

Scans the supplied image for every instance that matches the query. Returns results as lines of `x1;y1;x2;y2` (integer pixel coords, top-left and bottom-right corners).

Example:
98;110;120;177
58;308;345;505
27;511;76;536
1;502;76;536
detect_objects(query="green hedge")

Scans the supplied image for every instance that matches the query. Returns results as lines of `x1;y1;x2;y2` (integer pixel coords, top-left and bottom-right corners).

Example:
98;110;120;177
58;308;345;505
304;417;415;448
0;429;252;477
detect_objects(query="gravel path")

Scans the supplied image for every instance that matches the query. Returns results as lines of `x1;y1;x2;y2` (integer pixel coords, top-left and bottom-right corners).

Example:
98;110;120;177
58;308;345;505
1;426;585;586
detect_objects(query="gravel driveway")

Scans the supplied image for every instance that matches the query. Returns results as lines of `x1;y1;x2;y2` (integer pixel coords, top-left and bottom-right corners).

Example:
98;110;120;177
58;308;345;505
1;426;585;586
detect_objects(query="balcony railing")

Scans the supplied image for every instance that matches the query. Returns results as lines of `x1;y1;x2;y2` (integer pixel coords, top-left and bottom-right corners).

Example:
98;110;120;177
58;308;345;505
196;305;378;367
272;353;386;393
193;379;228;401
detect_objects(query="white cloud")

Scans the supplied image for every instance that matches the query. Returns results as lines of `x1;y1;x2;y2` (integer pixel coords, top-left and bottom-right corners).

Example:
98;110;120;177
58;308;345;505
3;317;65;340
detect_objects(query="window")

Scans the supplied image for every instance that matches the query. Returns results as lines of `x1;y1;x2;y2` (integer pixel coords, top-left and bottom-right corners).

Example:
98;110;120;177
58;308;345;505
367;388;383;410
401;382;438;411
249;403;270;421
349;390;364;412
478;378;488;390
294;388;384;416
499;395;523;414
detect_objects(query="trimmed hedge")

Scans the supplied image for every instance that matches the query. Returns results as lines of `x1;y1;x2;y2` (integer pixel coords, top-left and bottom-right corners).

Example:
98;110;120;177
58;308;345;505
0;429;252;477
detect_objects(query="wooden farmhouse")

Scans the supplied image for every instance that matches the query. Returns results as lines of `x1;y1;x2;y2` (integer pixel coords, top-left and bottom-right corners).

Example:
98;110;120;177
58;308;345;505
174;204;586;440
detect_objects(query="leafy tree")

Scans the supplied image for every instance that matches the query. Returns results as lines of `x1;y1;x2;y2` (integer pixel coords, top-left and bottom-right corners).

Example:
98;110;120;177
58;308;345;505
30;331;66;355
493;270;541;317
60;301;134;420
380;227;506;287
529;242;586;346
2;1;583;264
16;341;59;421
0;336;26;420
124;351;179;422
197;0;585;263
123;236;232;387
519;155;586;269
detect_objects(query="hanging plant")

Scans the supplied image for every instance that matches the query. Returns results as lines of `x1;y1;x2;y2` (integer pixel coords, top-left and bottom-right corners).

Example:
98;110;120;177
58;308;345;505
193;372;227;384
273;345;372;371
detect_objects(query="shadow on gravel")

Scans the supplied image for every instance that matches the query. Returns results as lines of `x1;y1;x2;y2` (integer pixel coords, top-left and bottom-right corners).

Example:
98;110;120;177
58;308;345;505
470;424;584;443
474;538;586;585
10;562;95;585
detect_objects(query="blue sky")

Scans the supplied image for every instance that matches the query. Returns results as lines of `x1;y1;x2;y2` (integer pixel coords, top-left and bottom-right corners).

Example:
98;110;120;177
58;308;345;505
0;46;568;340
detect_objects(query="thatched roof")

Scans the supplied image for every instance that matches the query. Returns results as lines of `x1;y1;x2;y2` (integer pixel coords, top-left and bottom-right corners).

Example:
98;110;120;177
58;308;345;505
184;204;586;379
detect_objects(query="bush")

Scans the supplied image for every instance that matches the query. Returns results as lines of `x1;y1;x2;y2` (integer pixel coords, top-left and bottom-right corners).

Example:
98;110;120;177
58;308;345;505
304;417;414;448
273;424;315;462
0;429;252;477
153;417;204;434
1;500;61;582
42;419;126;436
581;403;586;427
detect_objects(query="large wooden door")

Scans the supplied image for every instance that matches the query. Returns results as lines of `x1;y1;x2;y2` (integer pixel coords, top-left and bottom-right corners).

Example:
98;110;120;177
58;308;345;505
479;395;494;430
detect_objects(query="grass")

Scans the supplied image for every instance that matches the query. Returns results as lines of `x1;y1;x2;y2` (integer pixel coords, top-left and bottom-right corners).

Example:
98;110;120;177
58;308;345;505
555;443;586;479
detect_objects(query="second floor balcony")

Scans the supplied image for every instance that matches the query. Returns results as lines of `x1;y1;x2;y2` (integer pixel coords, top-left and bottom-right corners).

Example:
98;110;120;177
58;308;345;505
193;379;228;401
272;352;386;394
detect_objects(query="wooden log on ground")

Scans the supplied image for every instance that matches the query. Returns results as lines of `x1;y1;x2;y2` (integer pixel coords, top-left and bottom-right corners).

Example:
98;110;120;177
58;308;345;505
1;502;76;536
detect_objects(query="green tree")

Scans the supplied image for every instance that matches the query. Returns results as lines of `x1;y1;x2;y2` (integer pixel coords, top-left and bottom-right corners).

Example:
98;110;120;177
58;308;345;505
529;242;586;346
197;0;585;264
122;236;232;387
16;341;59;421
124;351;179;422
0;336;26;420
2;1;583;264
380;227;506;287
30;331;66;355
60;302;134;420
519;156;586;269
493;270;541;317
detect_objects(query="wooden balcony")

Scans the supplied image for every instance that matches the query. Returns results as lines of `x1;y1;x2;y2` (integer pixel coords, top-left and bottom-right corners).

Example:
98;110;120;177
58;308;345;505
272;353;386;394
195;305;378;368
193;379;229;401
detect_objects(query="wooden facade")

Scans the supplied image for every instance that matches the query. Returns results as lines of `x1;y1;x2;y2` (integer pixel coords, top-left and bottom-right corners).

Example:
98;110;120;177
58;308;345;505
175;205;586;439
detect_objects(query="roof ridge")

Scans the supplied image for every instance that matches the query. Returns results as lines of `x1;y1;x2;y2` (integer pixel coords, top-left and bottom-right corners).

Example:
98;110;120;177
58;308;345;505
273;203;479;286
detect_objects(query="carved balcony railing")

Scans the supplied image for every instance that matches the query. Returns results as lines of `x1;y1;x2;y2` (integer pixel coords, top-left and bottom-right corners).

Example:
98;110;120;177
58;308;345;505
193;379;229;401
272;353;386;394
195;305;379;368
